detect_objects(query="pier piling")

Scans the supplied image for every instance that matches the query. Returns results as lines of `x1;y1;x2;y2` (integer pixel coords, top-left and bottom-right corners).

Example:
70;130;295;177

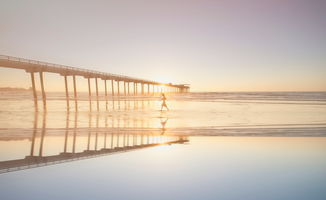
30;72;38;111
39;72;46;109
95;78;99;111
104;80;108;111
73;75;77;111
64;76;69;111
88;78;92;111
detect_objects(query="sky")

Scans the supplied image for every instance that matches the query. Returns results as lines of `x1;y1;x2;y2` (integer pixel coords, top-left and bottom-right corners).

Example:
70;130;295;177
0;0;325;92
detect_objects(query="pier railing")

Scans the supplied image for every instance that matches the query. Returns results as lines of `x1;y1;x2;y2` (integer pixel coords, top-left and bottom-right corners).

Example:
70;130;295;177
0;55;158;84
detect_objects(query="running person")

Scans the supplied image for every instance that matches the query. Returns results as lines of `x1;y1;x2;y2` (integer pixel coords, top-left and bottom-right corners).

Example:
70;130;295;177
160;93;169;111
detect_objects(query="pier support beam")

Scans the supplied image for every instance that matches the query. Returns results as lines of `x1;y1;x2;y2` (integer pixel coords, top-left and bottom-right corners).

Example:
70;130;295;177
127;82;130;96
141;83;144;95
124;81;126;96
95;78;99;111
147;84;150;95
64;76;69;111
73;75;77;111
39;72;46;109
104;80;108;111
117;81;120;97
111;80;115;97
134;82;136;96
88;78;92;111
136;83;138;95
30;72;38;111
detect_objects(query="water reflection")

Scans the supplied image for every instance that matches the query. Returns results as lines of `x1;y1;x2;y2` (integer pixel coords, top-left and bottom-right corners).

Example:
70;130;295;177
0;110;188;174
160;118;168;135
107;98;153;111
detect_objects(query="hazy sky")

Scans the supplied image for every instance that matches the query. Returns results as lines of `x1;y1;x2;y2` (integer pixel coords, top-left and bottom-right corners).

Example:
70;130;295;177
0;0;325;91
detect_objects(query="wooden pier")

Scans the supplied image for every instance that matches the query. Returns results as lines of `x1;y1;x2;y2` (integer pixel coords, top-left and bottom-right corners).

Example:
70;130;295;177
0;55;190;111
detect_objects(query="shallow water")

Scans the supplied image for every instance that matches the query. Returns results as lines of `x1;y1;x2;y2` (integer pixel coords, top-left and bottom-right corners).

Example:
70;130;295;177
0;92;326;199
0;91;325;133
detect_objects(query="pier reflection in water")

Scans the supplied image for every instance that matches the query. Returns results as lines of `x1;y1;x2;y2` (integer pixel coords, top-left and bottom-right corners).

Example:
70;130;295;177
0;108;188;174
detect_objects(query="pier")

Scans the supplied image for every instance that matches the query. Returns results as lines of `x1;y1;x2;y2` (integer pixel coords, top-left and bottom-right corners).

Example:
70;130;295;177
0;55;190;111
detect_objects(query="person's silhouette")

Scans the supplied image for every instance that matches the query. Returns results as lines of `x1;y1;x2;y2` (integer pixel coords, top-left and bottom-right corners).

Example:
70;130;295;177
160;93;169;111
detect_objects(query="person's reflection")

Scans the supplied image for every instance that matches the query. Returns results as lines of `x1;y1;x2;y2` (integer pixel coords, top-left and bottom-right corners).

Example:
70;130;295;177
160;118;168;135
